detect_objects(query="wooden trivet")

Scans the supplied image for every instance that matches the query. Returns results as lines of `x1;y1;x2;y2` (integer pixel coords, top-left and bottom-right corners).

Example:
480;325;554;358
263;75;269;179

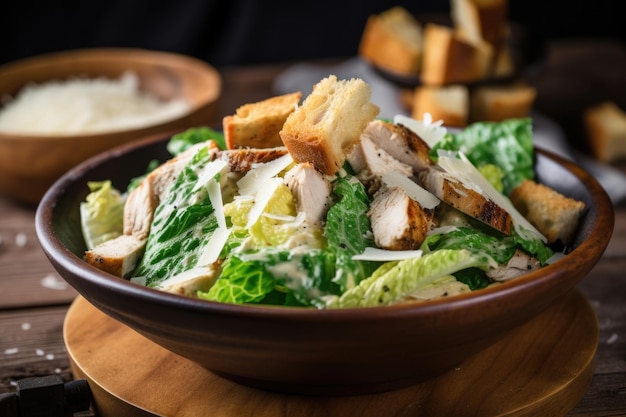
64;290;597;417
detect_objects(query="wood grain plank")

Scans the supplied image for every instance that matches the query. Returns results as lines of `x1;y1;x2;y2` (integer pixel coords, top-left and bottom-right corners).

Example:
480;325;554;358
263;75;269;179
65;292;598;417
0;306;72;392
0;198;78;308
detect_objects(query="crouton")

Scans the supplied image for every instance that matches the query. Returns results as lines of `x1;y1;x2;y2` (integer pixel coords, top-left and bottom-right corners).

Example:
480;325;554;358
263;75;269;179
584;101;626;163
420;23;494;86
470;84;536;122
412;85;469;127
509;179;585;245
451;0;508;51
358;6;423;75
279;75;379;175
223;92;302;149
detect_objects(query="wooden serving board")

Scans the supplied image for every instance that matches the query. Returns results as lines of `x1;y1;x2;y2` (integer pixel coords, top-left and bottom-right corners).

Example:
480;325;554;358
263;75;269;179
64;290;598;417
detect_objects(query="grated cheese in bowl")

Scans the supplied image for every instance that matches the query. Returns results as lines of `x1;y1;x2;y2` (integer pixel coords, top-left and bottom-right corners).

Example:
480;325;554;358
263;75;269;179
0;72;191;135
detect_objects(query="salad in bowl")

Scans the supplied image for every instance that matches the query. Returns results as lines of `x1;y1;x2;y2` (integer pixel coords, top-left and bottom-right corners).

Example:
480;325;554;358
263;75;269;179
80;75;584;309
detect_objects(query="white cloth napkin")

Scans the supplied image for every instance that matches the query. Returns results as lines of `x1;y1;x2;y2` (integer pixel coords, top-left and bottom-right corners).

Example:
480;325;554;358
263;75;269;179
273;57;626;204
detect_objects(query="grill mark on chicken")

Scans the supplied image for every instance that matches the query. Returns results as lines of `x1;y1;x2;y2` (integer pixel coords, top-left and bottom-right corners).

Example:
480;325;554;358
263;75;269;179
420;168;513;235
361;120;433;173
220;147;289;173
368;186;436;250
348;136;414;194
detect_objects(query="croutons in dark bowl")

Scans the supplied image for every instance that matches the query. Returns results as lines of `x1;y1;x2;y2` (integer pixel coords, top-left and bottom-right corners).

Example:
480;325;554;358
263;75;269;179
36;132;613;396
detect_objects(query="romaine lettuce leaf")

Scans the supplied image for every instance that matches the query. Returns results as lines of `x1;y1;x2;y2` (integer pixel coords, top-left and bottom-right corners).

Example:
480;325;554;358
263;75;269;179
513;228;554;265
199;250;287;304
432;118;534;195
80;180;125;250
325;176;379;291
134;147;221;286
421;226;517;265
337;249;492;308
452;267;491;290
198;248;338;308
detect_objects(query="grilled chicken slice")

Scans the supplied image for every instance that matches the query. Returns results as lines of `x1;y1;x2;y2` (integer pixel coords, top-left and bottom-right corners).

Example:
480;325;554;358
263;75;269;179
418;166;513;235
220;147;288;173
349;136;414;178
486;250;541;282
368;185;436;250
84;234;146;278
284;162;332;224
348;136;414;196
360;120;433;173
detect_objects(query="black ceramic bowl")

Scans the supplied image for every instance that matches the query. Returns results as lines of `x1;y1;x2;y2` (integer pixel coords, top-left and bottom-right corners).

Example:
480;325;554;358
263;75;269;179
36;132;613;396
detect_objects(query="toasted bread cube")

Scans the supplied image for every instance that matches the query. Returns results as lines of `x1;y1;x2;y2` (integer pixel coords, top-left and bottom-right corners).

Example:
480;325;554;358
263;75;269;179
509;179;585;245
223;92;302;149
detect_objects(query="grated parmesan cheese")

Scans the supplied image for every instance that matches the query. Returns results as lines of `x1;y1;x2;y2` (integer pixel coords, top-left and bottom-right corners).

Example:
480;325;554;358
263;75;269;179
0;72;191;135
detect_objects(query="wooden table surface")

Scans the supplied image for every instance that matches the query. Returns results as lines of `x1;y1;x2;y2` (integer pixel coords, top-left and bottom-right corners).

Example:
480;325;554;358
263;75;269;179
1;39;625;416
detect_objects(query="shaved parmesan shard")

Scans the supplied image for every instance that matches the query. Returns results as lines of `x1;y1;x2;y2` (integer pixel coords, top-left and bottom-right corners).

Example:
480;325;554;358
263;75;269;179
156;266;215;289
381;170;440;209
236;153;293;196
394;113;447;148
438;152;546;242
245;177;283;229
197;227;231;266
352;247;423;261
192;158;228;193
206;176;227;229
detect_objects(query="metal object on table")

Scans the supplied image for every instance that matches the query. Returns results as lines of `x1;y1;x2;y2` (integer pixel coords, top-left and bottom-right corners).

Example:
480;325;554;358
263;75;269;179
0;375;92;417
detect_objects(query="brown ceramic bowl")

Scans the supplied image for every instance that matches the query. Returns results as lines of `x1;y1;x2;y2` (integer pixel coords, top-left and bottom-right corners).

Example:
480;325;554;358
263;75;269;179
0;48;221;204
36;133;614;396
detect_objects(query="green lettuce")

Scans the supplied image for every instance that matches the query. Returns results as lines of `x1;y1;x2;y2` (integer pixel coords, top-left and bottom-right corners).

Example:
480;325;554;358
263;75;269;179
167;126;226;155
199;250;288;304
336;249;493;308
432;118;534;195
513;229;554;265
80;180;125;250
420;226;517;265
134;147;220;286
198;248;337;308
324;176;379;291
199;173;380;308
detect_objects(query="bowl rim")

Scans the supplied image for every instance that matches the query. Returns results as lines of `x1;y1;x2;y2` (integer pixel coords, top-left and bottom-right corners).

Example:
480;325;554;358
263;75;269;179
35;132;615;321
0;47;221;141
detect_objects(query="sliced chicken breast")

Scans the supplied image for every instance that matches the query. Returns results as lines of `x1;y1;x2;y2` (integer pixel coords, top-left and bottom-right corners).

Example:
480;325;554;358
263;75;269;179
486;249;541;282
84;234;146;278
348;135;414;196
368;185;436;250
418;167;513;235
361;120;433;173
284;162;332;224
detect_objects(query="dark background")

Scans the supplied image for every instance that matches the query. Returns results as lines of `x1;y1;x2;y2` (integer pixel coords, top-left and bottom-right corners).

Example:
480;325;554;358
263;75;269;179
1;0;624;154
1;0;623;68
